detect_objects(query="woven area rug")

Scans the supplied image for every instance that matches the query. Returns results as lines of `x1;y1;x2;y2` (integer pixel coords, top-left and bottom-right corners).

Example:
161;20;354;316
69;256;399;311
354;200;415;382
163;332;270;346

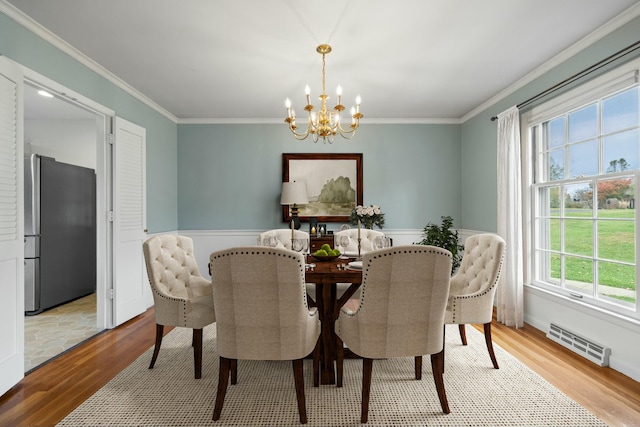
58;325;606;426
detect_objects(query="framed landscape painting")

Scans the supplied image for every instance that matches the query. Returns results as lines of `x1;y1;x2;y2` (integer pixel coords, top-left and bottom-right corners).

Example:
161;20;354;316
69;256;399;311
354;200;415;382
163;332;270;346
282;153;363;223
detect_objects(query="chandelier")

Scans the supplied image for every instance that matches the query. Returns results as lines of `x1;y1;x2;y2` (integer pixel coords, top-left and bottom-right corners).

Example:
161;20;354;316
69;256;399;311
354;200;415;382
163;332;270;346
284;44;363;143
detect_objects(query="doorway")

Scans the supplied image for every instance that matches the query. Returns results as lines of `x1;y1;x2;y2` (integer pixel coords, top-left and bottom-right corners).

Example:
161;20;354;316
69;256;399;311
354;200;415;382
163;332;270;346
22;81;104;372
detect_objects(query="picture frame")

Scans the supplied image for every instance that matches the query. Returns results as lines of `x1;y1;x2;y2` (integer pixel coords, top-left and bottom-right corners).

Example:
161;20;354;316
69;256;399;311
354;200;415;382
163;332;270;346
282;153;363;223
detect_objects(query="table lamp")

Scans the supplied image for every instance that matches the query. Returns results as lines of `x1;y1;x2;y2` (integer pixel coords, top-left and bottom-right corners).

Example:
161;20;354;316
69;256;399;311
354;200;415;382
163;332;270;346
281;181;309;230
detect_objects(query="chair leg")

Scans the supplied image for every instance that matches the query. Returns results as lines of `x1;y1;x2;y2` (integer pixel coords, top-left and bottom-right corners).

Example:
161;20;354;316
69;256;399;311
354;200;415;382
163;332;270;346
312;338;321;388
361;358;373;424
430;350;450;414
230;359;238;385
336;336;344;388
193;328;203;379
292;359;308;424
212;357;231;420
415;356;422;380
149;324;164;369
442;325;446;374
483;322;499;369
458;324;468;345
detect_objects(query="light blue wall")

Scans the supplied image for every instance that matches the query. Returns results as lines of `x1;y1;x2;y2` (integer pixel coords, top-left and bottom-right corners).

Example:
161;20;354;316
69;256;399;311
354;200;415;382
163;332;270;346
460;16;640;232
0;12;179;232
177;123;461;230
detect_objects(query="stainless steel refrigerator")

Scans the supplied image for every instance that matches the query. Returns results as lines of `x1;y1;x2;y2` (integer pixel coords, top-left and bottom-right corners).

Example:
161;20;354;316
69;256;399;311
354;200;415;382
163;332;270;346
24;154;96;315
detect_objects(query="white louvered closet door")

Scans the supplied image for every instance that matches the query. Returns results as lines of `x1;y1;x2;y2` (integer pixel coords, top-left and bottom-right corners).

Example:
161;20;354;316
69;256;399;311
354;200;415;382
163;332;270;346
0;56;24;395
112;117;147;326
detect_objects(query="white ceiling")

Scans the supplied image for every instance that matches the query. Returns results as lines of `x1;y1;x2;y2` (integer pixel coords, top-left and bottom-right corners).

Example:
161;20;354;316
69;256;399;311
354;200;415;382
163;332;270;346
6;0;640;122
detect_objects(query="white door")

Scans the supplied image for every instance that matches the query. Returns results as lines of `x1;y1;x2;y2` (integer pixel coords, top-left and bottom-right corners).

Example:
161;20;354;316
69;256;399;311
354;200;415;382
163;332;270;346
112;117;147;326
0;57;24;396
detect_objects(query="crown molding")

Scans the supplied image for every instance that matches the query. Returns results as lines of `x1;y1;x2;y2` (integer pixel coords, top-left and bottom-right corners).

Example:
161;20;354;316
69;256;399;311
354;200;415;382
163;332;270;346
0;0;178;123
461;2;640;123
177;117;462;125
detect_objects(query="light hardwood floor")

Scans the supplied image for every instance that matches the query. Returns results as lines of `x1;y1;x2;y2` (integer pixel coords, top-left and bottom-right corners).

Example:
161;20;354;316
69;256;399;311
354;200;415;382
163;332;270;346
0;308;639;427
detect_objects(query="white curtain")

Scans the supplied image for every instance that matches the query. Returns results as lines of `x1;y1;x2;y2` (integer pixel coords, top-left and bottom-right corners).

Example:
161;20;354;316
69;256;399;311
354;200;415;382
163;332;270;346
496;106;524;328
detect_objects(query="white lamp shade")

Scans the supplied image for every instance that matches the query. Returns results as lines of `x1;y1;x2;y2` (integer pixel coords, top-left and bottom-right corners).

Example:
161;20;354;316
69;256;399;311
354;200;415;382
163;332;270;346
280;181;309;205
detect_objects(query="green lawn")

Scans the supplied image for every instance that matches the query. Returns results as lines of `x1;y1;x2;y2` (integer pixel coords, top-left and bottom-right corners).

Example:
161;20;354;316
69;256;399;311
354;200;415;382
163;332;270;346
548;209;636;302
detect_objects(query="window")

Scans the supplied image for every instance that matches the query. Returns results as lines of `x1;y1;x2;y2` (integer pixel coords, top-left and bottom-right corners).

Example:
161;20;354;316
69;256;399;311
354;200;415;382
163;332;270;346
525;61;639;320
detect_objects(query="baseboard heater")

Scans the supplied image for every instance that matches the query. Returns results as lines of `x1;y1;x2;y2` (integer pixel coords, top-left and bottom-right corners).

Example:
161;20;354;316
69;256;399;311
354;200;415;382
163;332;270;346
546;323;611;367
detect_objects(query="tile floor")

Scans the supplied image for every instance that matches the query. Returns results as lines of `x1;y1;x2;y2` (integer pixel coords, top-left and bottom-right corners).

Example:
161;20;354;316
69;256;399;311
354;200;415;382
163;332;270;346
24;293;103;373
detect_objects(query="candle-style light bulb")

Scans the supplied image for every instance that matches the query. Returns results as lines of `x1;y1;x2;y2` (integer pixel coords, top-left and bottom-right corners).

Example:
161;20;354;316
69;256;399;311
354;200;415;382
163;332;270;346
336;85;343;105
351;106;356;124
285;98;292;118
305;85;311;105
355;95;361;114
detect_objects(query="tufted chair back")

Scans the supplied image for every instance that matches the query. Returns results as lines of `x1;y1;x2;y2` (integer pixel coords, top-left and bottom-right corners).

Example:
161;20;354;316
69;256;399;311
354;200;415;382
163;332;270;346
143;234;215;379
257;229;310;250
444;233;505;370
143;234;215;328
446;234;505;325
333;228;385;253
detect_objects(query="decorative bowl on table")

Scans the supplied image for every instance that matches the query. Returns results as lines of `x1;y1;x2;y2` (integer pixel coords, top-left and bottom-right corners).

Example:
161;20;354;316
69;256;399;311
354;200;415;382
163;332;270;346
310;254;340;262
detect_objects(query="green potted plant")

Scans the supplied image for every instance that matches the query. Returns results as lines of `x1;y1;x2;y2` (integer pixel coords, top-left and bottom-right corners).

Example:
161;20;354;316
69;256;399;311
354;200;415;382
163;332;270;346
415;215;464;272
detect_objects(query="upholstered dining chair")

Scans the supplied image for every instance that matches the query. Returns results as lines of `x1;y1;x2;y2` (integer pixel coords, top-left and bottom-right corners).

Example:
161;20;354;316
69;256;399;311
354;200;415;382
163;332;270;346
209;246;321;424
328;228;388;305
143;234;215;379
335;245;453;423
257;229;310;251
258;229;316;305
445;233;506;369
333;228;386;254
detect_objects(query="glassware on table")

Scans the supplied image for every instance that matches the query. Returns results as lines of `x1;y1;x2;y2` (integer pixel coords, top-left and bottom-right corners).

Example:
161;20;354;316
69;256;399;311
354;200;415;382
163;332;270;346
264;235;278;248
336;234;351;253
374;235;391;250
292;238;306;253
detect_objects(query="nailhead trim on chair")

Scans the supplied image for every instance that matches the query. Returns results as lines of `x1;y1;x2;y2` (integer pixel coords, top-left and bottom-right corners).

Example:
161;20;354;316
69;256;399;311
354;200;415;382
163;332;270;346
343;246;453;317
211;247;309;310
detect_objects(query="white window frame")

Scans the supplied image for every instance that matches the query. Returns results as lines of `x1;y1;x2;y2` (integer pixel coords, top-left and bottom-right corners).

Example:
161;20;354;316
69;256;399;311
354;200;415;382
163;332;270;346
522;58;640;321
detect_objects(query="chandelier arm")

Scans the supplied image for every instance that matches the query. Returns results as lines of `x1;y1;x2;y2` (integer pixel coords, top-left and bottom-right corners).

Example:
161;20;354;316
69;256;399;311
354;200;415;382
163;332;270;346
336;121;357;135
337;128;357;139
287;123;311;140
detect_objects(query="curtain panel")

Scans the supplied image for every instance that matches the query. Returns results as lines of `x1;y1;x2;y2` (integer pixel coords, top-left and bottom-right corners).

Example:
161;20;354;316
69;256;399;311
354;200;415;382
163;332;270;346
496;106;524;328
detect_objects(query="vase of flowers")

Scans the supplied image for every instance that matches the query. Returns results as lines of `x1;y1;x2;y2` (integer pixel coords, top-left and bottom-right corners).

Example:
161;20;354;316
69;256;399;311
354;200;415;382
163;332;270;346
350;205;385;229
